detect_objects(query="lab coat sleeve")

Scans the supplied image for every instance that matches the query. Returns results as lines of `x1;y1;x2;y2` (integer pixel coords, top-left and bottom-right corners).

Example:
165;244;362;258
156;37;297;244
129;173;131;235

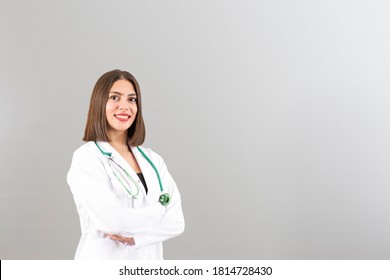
67;148;165;235
132;153;185;248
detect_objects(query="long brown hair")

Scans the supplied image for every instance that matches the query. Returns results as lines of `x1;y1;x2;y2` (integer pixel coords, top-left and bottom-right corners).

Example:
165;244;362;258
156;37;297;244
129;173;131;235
83;70;146;146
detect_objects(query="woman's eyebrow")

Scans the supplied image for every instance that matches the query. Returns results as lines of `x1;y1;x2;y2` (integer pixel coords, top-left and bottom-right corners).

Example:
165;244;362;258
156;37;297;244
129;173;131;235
109;91;136;96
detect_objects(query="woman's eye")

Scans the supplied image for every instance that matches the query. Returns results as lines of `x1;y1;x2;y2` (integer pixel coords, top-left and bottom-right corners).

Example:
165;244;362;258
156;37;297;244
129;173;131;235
129;97;137;102
109;95;119;101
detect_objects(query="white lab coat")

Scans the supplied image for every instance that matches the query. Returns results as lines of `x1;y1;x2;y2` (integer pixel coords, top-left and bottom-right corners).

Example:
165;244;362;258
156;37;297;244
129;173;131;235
67;141;185;260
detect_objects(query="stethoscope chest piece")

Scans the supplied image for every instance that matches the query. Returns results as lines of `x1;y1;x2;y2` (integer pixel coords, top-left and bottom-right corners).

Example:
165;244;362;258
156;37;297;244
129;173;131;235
159;193;171;206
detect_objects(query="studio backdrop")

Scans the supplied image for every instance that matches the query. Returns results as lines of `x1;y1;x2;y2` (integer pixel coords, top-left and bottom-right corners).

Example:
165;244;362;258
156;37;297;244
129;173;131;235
1;0;390;259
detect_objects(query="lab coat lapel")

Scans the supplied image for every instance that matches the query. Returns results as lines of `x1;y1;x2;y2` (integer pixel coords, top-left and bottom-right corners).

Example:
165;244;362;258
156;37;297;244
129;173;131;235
97;141;147;197
131;146;160;201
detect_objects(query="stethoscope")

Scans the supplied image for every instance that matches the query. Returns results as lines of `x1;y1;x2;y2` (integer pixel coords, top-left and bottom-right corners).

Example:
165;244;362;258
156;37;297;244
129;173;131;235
94;141;171;206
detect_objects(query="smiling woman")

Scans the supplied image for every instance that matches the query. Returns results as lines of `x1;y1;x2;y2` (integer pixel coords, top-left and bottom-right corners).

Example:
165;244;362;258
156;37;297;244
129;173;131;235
82;70;145;146
106;80;138;134
67;70;185;260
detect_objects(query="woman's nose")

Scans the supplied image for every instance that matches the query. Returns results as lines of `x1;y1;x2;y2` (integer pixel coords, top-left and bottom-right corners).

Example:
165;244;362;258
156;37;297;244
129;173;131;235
118;101;130;111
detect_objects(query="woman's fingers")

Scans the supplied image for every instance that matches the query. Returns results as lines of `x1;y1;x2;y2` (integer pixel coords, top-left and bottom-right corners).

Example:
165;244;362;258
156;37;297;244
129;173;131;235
106;234;135;245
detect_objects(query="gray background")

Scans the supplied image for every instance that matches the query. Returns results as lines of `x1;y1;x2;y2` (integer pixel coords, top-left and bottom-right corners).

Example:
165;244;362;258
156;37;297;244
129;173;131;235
1;0;389;259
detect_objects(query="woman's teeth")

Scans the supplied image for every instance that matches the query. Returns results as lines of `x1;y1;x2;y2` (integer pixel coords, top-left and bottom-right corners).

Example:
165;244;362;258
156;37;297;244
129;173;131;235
115;115;130;119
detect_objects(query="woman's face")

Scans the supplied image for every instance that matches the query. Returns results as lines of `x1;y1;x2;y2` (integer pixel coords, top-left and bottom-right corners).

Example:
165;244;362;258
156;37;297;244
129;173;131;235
106;79;138;135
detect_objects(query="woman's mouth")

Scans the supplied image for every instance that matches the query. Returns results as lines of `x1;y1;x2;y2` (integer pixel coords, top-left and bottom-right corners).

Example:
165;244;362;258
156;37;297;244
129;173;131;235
114;114;131;122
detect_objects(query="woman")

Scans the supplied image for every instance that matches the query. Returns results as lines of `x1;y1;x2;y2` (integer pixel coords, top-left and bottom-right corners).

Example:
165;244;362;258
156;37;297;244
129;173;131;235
67;69;185;259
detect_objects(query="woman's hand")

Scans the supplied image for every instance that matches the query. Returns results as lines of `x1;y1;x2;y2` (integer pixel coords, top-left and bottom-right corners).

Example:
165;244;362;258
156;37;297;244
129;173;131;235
106;234;135;246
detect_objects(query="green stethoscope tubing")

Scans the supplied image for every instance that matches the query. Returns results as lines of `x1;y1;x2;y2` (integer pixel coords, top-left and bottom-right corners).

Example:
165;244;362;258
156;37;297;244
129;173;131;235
94;141;170;206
